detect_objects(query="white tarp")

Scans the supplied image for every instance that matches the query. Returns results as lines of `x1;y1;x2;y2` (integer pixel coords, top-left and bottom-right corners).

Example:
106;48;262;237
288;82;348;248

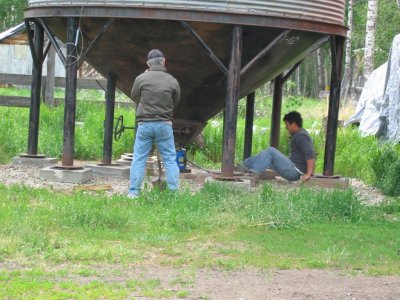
377;34;400;142
345;33;400;141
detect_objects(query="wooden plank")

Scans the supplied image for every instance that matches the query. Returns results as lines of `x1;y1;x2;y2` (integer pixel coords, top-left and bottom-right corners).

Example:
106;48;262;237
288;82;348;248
0;73;107;90
0;95;134;108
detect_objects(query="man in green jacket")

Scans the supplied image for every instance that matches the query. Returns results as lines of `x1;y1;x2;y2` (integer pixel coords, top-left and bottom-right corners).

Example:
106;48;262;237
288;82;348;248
128;49;181;198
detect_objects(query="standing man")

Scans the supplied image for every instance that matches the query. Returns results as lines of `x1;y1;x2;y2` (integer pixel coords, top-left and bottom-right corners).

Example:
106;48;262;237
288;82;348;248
240;111;315;182
128;49;181;198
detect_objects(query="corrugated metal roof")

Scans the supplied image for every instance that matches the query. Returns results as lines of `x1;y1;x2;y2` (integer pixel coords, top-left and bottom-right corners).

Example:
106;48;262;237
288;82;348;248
27;0;345;25
0;23;26;43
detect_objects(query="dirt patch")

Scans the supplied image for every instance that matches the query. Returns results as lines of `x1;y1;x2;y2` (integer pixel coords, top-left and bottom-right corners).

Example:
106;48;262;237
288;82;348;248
1;262;399;299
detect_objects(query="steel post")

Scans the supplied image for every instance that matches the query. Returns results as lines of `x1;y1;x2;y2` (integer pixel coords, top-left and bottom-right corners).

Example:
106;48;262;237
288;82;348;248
270;74;283;148
323;36;344;176
27;22;44;155
102;72;116;164
61;17;79;166
243;92;255;160
222;25;242;177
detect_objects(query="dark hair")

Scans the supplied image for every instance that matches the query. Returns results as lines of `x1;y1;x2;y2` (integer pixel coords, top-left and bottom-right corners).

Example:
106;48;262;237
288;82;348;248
283;111;303;127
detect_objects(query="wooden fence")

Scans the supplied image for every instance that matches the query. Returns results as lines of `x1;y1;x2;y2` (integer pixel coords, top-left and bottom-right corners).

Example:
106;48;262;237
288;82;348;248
0;73;134;108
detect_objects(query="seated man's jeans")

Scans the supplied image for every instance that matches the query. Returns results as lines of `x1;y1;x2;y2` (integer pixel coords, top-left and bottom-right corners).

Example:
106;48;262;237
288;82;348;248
243;147;301;181
128;121;179;195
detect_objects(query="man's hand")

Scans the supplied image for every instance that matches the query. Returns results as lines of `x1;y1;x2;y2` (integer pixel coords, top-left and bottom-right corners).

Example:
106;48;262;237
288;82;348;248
301;174;312;182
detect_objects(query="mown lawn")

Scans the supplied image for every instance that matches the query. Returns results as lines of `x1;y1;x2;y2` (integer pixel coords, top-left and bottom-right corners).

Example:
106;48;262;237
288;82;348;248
1;182;399;298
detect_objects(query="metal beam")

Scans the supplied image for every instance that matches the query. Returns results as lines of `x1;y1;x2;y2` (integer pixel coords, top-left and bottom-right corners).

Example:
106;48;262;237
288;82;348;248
62;17;79;167
42;39;51;63
270;74;283;149
36;18;67;66
323;36;344;176
24;20;38;69
243;92;255;160
102;72;116;164
240;30;290;76
221;25;242;177
282;60;303;83
27;22;44;156
181;21;228;77
77;18;115;68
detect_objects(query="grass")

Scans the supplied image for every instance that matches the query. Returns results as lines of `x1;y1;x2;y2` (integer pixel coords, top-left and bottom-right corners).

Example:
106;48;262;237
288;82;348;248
0;181;399;296
0;183;399;274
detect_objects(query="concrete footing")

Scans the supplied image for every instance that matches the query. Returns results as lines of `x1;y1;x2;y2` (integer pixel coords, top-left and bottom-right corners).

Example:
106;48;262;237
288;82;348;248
12;155;58;167
87;164;130;179
40;166;93;183
304;176;350;189
205;176;255;190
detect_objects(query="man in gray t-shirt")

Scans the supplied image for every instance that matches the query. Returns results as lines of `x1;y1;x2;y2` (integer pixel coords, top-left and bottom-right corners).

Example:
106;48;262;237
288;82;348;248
241;111;315;182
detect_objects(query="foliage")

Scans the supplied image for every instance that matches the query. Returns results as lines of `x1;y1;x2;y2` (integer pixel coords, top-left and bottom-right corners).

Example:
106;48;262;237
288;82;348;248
370;145;400;196
0;0;26;31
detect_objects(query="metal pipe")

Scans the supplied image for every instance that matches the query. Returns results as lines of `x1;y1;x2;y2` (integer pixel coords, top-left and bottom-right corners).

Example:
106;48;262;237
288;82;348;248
181;21;228;77
240;30;290;76
221;25;242;177
270;74;284;149
323;35;344;176
102;72;116;164
243;92;255;160
27;22;44;156
61;17;79;167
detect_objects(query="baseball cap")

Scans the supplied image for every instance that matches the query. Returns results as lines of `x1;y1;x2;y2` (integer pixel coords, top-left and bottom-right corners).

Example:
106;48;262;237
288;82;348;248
147;49;164;60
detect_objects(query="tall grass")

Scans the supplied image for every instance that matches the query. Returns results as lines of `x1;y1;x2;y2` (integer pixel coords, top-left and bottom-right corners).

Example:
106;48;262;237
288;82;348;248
0;182;379;259
0;102;135;163
0;92;398;187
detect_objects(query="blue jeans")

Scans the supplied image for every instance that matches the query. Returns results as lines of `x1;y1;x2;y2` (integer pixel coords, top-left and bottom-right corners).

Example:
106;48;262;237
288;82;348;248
243;147;301;181
128;121;179;195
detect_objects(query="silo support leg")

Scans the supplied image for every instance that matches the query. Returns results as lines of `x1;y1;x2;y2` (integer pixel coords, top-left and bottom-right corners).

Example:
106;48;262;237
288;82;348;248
102;72;116;165
270;74;283;149
62;17;79;167
27;22;44;156
323;36;345;176
222;25;242;177
243;92;255;160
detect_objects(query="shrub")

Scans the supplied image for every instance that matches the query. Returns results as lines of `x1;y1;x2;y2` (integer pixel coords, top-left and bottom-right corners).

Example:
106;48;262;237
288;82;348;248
370;145;400;196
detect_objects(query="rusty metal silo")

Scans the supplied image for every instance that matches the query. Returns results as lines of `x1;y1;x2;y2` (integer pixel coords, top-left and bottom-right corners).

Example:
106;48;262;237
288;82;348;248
24;0;346;177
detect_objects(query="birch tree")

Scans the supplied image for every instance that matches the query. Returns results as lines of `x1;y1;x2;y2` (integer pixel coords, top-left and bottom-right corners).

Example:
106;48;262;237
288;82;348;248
363;0;378;80
341;0;354;103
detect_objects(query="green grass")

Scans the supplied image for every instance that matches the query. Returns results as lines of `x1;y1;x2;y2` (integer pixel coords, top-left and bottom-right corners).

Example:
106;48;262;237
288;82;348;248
0;89;397;187
0;180;399;297
0;183;399;275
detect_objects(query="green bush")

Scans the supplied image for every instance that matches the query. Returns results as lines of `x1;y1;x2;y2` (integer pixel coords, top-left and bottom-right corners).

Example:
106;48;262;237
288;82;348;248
371;145;400;196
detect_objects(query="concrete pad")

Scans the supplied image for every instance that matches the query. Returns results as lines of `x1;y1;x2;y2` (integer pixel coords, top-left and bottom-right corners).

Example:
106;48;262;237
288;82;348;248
12;155;58;167
87;164;130;179
205;176;253;191
40;166;93;184
304;176;350;189
115;158;131;166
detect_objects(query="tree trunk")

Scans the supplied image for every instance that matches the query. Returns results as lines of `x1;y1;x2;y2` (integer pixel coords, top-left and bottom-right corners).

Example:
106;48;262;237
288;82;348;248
363;0;378;80
295;66;301;95
340;0;354;104
317;48;325;92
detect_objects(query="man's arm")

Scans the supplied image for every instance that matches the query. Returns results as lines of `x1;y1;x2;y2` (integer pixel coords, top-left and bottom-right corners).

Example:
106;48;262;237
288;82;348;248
173;81;181;107
131;77;141;105
301;158;315;182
